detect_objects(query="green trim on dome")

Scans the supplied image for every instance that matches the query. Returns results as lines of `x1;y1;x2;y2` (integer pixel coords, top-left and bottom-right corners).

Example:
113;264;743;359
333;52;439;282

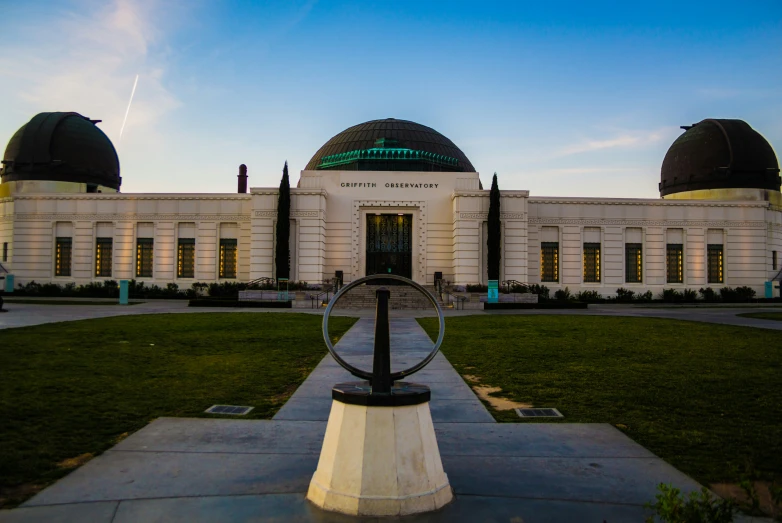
318;148;459;170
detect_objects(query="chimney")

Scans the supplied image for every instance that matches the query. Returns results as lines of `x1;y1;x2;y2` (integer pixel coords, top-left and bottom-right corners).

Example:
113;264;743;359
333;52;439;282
238;164;248;193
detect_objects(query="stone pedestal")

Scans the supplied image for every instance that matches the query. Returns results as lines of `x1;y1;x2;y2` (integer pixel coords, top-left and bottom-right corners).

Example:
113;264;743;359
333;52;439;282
306;398;453;516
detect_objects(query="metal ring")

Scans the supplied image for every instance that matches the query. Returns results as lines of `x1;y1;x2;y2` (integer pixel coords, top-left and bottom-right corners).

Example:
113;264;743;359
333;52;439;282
322;274;446;381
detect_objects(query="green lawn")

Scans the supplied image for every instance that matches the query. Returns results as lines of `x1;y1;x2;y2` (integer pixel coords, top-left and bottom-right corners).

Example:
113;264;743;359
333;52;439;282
418;315;782;486
0;313;356;508
738;312;782;321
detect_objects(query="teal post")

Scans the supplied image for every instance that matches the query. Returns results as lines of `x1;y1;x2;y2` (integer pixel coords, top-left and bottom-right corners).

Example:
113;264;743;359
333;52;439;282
488;280;499;303
119;280;129;305
765;281;773;299
4;274;13;293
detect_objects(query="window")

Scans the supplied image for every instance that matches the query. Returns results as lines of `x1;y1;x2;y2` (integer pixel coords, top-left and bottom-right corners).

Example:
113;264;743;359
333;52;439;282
625;243;642;283
219;239;238;279
774;251;778;271
666;244;683;283
541;242;559;282
583;243;601;283
95;238;113;277
55;237;72;276
2;242;7;262
707;244;723;284
177;238;195;278
136;238;154;278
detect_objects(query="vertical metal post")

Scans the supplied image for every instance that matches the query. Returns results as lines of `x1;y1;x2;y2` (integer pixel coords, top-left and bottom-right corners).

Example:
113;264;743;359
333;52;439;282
372;287;392;394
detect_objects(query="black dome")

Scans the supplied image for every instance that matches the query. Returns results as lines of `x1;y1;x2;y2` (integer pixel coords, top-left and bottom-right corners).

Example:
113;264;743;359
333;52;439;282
660;119;779;197
1;112;121;190
306;118;476;172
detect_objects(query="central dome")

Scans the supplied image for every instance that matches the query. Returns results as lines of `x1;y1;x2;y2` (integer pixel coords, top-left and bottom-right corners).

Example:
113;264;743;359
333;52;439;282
305;118;475;172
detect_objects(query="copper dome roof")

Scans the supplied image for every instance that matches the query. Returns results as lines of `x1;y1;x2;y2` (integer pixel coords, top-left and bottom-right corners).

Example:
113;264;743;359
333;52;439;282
660;119;779;197
1;112;121;190
305;118;475;172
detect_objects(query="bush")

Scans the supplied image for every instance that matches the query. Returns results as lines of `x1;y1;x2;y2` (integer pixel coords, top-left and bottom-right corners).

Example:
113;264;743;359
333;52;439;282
616;287;635;303
635;291;653;303
719;286;756;303
659;289;683;303
554;287;572;301
466;284;488;292
699;287;719;302
644;483;735;523
527;284;550;300
683;289;698;303
575;290;601;303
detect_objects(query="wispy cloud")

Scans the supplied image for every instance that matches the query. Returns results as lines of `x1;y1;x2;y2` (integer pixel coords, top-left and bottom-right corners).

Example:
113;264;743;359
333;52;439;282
0;0;180;144
557;128;671;156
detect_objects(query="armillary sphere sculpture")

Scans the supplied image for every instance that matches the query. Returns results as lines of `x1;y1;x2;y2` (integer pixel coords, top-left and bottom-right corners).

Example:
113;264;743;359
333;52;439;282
307;274;453;516
321;273;445;405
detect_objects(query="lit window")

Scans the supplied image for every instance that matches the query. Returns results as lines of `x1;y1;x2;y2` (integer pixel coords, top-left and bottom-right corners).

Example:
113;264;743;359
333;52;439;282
219;239;237;279
55;237;72;277
136;238;154;278
541;242;559;282
707;244;723;284
95;238;113;277
625;243;642;283
177;238;195;278
666;244;683;284
583;243;601;283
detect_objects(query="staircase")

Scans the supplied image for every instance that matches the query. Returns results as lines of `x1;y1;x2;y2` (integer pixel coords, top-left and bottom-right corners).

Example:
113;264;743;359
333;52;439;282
332;284;442;310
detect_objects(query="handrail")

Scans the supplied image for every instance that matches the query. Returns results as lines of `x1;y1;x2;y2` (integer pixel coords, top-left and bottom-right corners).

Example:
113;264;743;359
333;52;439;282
442;290;467;310
308;284;335;309
0;262;8;274
501;279;531;294
247;276;275;287
772;268;782;282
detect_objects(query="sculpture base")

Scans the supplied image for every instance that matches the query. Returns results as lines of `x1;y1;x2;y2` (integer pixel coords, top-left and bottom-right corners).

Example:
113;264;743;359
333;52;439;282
306;393;453;516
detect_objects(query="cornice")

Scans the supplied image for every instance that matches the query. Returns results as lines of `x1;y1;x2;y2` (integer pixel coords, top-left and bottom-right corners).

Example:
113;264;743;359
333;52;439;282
529;197;769;208
458;212;528;220
15;213;250;222
529;218;767;228
451;190;529;199
11;193;252;201
254;210;324;218
250;188;328;198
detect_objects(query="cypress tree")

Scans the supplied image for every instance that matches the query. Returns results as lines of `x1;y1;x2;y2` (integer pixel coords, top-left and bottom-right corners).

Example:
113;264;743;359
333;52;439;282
487;172;501;281
275;162;291;281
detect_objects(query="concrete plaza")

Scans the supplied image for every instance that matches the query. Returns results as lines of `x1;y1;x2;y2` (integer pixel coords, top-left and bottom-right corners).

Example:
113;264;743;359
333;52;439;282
0;300;779;521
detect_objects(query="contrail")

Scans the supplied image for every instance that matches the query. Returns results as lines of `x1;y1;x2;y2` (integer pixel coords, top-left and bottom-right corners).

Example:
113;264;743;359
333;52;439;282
118;74;139;144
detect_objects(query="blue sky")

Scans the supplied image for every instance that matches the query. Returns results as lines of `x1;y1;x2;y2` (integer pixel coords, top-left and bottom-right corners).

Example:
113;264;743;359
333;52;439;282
0;0;780;197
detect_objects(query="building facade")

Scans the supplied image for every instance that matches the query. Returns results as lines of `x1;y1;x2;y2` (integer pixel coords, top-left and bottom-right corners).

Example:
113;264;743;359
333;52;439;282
1;115;780;295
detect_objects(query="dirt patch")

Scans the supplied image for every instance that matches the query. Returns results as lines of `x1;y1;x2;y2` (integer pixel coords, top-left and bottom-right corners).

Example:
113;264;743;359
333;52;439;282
113;432;130;445
57;453;94;469
0;483;45;509
710;481;780;517
463;374;481;383
471;385;532;411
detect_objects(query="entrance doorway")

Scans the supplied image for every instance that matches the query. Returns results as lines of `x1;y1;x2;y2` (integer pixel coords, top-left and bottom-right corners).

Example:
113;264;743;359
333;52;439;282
365;214;413;279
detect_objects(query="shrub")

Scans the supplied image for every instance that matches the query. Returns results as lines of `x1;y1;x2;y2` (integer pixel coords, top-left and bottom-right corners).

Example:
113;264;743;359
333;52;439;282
699;287;719;302
616;287;635;303
683;289;698;303
466;284;488;292
644;483;735;523
719;287;756;303
659;288;683;303
575;290;601;303
635;291;653;303
527;284;550;300
554;287;571;301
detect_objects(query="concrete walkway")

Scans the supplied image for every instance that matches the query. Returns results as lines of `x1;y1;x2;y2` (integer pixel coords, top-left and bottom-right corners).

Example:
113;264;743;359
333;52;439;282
3;297;782;331
1;317;708;522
